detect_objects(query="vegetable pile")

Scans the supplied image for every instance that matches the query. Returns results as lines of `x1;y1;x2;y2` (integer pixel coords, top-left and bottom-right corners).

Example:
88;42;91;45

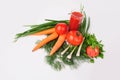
15;9;104;70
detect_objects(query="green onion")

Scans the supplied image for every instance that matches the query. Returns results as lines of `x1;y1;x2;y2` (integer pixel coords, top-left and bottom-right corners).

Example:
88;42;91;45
67;46;77;59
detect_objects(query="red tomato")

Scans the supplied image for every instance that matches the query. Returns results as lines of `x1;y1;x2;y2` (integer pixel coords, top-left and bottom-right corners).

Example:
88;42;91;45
86;46;99;58
69;12;83;30
66;30;83;46
55;23;68;35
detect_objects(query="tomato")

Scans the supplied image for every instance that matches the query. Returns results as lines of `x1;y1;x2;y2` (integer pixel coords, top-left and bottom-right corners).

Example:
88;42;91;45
55;23;68;35
69;12;83;30
66;30;83;46
86;46;99;58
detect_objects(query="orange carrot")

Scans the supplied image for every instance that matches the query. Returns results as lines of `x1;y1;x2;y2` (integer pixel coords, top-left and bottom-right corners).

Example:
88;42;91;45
31;28;55;36
50;34;66;56
32;32;58;52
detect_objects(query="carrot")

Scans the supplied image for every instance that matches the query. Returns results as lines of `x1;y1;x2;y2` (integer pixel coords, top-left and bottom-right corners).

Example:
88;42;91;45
31;28;55;36
32;32;58;52
50;34;66;56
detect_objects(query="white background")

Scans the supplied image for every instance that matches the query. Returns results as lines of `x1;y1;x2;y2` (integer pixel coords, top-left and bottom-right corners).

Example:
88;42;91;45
0;0;120;80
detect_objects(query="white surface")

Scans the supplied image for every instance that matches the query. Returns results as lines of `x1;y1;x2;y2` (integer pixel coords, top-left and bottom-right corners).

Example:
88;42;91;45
0;0;120;80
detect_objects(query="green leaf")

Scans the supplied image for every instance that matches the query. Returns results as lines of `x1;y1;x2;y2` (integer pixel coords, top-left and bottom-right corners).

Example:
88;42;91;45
90;59;94;63
99;53;104;59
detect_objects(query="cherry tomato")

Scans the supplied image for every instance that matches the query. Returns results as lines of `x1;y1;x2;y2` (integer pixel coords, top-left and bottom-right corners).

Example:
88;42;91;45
66;30;83;46
86;46;99;58
69;12;83;30
55;23;68;35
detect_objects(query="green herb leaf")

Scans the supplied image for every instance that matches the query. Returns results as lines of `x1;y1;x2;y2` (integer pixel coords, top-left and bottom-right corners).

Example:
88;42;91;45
90;59;94;63
99;53;104;59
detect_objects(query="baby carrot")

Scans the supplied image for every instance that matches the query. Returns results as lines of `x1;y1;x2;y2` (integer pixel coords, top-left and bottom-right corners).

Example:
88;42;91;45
50;34;66;56
32;32;58;52
31;28;55;36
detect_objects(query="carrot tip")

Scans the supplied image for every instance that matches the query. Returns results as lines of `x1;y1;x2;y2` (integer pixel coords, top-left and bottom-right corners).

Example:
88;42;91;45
32;49;36;52
49;52;53;56
50;54;53;56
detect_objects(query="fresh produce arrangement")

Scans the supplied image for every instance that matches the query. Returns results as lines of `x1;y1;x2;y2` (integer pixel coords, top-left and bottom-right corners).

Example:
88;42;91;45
15;9;104;70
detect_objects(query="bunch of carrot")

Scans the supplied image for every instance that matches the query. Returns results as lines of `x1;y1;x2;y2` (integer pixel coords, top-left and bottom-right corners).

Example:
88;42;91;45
31;27;66;56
